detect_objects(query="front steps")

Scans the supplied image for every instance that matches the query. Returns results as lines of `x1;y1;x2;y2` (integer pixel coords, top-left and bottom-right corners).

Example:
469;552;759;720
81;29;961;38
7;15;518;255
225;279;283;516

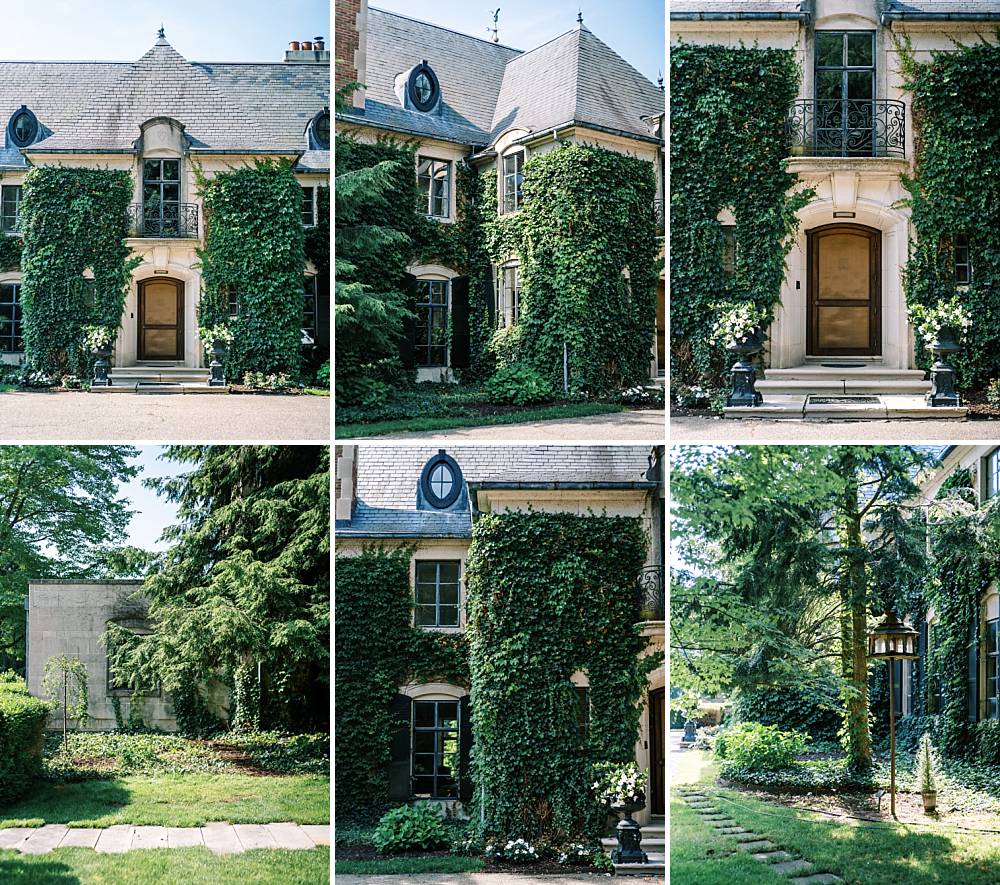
90;364;228;394
725;363;967;420
601;816;664;877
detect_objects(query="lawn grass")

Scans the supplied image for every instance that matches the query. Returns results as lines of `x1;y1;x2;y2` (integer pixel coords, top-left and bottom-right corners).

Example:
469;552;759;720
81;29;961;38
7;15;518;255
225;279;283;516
0;773;329;828
336;402;626;438
303;388;330;397
335;856;484;875
673;748;1000;885
0;846;328;884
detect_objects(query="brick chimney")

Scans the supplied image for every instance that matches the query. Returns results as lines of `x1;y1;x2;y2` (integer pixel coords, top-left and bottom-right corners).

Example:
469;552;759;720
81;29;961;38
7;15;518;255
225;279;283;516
335;0;367;109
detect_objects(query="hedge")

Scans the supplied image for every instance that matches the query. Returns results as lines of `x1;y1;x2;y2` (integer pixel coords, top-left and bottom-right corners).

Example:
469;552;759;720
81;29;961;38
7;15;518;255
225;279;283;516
0;672;52;804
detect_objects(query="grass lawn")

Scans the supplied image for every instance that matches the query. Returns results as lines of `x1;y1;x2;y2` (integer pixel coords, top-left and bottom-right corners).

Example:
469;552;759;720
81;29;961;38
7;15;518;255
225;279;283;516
303;388;330;397
335;856;484;875
673;748;1000;885
337;402;625;438
0;846;328;884
0;773;329;828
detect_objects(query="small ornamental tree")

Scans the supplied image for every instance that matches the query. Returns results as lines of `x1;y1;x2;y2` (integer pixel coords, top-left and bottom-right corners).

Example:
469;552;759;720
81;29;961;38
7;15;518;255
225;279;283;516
42;655;89;749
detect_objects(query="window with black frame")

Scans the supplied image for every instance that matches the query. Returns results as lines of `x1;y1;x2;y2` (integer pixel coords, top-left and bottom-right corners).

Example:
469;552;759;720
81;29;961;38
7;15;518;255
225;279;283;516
415;279;448;367
814;31;875;156
1;185;21;234
142;159;181;236
502;151;524;214
417;157;450;219
954;234;972;285
0;283;22;352
986;449;1000;500
414;560;460;627
575;686;590;739
303;276;318;340
412;699;460;798
721;225;737;276
302;186;316;227
988;616;999;720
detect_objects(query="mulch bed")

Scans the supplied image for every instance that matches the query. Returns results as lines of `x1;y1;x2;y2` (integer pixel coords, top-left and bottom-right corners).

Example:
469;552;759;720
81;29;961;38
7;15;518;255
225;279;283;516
961;389;1000;419
334;843;603;874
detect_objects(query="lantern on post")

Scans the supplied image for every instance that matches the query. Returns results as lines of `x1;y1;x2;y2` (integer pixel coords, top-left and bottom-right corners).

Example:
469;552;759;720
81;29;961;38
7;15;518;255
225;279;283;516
868;610;919;818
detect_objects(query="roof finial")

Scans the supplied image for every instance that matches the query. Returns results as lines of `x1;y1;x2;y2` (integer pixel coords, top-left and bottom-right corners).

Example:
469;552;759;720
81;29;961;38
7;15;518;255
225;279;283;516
487;8;500;44
658;70;664;90
157;24;165;40
577;9;583;25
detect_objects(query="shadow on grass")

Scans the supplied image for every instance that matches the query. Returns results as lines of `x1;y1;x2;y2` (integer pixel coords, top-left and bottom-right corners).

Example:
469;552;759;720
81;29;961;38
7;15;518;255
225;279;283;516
0;854;79;884
1;780;130;827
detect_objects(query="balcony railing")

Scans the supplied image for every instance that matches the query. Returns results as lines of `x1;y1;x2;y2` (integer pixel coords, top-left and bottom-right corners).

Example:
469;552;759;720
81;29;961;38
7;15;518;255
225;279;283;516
128;203;200;239
654;198;665;236
786;99;906;159
638;565;664;621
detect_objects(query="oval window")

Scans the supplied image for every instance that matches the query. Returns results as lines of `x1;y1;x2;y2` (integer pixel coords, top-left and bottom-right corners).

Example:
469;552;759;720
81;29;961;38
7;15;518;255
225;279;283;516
312;109;330;149
420;450;462;509
407;63;440;113
9;107;38;148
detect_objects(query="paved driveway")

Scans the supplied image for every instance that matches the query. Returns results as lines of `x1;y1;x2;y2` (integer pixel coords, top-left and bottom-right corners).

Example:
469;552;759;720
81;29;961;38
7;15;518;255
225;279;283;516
672;415;995;442
0;391;330;441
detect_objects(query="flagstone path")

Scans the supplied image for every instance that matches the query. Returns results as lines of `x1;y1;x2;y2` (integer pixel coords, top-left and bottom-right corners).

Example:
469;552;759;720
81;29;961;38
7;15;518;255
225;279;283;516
0;822;329;855
677;788;845;885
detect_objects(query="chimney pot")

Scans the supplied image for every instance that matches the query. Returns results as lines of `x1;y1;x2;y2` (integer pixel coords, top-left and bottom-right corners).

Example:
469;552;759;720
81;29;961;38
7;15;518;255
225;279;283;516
314;37;325;50
301;40;313;50
289;40;300;50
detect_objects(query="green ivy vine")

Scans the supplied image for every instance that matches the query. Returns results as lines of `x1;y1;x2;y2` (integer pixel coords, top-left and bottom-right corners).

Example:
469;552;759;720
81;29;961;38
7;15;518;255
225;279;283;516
19;167;139;376
670;43;810;390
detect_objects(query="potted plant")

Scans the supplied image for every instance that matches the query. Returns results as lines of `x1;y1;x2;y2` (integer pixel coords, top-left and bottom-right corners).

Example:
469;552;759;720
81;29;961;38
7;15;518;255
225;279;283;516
710;302;770;408
592;761;648;864
917;733;937;814
909;297;969;407
201;324;234;387
82;324;115;387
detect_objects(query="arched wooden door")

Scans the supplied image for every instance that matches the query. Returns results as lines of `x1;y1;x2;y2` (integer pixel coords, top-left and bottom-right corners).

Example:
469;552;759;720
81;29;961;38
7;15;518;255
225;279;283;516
807;224;881;356
138;279;184;360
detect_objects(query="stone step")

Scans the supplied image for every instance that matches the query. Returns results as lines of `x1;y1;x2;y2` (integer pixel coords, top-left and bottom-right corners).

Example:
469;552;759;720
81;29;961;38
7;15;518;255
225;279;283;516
601;836;664;850
765;366;927;380
757;379;931;395
91;382;228;395
725;394;967;420
614;861;665;877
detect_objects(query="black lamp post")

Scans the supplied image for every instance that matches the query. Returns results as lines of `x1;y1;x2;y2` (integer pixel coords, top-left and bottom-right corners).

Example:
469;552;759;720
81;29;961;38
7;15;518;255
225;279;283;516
867;610;919;818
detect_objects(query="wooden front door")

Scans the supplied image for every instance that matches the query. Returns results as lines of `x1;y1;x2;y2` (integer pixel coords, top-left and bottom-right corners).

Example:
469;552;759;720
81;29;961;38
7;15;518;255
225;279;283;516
808;224;881;356
649;688;665;815
138;279;183;360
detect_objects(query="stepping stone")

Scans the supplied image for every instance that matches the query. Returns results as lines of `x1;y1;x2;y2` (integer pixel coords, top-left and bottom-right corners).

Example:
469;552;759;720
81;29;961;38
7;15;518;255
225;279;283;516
708;819;739;827
720;827;749;835
132;826;168;850
233;824;279;851
95;826;134;854
737;840;777;852
300;825;330;846
263;822;315;850
773;860;815;876
167;827;204;849
60;829;101;849
732;832;765;842
753;850;796;863
201;823;243;855
791;877;844;885
0;829;34;850
19;825;68;854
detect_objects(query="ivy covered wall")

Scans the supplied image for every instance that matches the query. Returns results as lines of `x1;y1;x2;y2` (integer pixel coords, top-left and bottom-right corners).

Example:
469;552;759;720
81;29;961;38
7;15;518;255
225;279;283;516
670;44;808;389
197;159;306;379
19;167;138;376
465;511;659;842
901;41;1000;388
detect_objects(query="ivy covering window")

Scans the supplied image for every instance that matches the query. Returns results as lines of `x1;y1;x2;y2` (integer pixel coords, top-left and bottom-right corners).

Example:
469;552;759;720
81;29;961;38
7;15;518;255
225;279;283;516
1;185;21;234
303;276;318;339
721;225;737;276
495;262;521;326
412;699;460;798
414;560;460;627
575;687;590;739
987;449;1000;500
954;234;972;285
415;279;448;367
221;285;239;319
302;186;316;227
0;283;22;352
988;617;999;720
502;151;524;214
417;157;450;219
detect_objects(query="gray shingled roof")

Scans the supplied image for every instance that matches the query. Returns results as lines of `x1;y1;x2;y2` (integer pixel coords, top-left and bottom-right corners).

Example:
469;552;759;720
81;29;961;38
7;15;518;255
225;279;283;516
0;34;328;169
670;0;807;15
339;8;662;147
884;0;1000;13
337;445;655;538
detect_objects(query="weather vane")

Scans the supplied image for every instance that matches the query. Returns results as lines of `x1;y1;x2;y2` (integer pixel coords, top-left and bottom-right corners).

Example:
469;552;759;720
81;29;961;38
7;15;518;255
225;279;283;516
487;8;500;43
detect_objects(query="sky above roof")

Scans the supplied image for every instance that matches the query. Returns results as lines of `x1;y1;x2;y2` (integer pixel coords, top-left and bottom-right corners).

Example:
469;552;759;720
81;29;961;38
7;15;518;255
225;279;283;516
0;0;329;62
370;1;665;84
117;447;183;553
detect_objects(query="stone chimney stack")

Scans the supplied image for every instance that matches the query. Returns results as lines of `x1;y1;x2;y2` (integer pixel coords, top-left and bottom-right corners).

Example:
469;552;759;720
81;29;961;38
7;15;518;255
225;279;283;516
284;35;331;63
335;0;367;109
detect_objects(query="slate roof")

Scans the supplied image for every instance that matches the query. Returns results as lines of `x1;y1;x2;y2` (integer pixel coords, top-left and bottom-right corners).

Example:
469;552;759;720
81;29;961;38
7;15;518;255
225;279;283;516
884;0;1000;13
670;0;1000;18
337;445;656;538
339;7;662;147
670;0;807;16
0;33;329;170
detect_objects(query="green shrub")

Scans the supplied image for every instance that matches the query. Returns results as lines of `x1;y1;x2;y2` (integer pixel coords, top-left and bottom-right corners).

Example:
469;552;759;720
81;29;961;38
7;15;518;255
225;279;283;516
720;758;876;794
714;722;808;771
975;720;1000;766
372;804;450;854
485;363;554;406
732;682;842;742
316;360;330;388
988;379;1000;410
0;673;53;803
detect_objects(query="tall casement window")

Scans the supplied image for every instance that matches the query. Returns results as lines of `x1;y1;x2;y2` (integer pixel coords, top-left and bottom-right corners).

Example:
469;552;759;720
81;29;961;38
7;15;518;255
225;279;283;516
502;151;524;214
1;185;21;233
412;699;460;798
814;31;876;156
418;157;450;219
414;560;460;627
416;279;448;367
0;283;22;352
721;225;737;276
303;276;318;340
302;186;317;227
495;262;521;327
986;449;1000;501
987;615;999;720
142;159;181;236
575;687;591;739
953;234;972;285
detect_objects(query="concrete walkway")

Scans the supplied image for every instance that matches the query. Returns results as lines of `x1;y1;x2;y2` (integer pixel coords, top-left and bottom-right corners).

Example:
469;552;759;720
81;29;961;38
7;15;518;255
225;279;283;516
0;822;329;854
0;390;329;441
336;876;661;884
672;415;997;442
361;410;665;441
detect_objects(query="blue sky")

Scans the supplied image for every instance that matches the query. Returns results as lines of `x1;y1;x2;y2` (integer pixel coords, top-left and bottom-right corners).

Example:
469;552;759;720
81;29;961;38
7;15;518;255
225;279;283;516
117;447;183;553
369;1;665;84
0;0;330;61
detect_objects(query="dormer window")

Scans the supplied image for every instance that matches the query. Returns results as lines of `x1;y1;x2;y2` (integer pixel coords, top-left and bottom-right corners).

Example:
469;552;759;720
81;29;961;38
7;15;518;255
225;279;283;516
408;62;440;113
420;450;462;509
311;109;330;150
9;106;38;148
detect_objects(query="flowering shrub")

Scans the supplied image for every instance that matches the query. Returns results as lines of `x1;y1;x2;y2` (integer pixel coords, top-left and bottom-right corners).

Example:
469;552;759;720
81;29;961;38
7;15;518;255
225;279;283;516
708;302;770;348
557;842;594;865
60;374;85;390
618;385;665;407
243;371;293;391
81;325;114;352
15;370;54;389
200;324;234;349
486;838;539;864
908;297;971;348
591;760;647;807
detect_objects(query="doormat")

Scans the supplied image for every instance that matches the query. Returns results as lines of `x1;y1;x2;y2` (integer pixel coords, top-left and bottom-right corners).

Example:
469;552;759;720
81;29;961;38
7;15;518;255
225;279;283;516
809;396;880;405
820;362;867;368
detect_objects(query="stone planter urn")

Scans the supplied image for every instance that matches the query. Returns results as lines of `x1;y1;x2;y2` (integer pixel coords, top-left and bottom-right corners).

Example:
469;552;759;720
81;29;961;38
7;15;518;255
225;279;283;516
610;794;648;865
922;789;937;814
208;338;227;387
926;325;961;407
726;327;764;408
92;343;114;387
681;718;698;743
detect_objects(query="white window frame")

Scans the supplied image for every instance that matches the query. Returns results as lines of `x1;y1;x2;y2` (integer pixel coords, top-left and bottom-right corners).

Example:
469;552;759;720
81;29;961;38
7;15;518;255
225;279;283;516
417;156;451;220
501;150;524;215
495;261;521;328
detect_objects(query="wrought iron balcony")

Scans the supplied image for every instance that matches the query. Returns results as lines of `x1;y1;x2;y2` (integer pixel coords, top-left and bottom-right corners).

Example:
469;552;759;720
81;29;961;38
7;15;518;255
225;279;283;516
128;203;200;239
786;99;906;159
637;565;664;621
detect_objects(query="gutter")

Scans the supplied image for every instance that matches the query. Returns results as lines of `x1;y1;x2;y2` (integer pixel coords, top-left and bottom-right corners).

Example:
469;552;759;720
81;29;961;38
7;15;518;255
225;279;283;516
336;112;487;150
512;120;663;148
881;12;1000;24
469;481;657;490
670;11;810;21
